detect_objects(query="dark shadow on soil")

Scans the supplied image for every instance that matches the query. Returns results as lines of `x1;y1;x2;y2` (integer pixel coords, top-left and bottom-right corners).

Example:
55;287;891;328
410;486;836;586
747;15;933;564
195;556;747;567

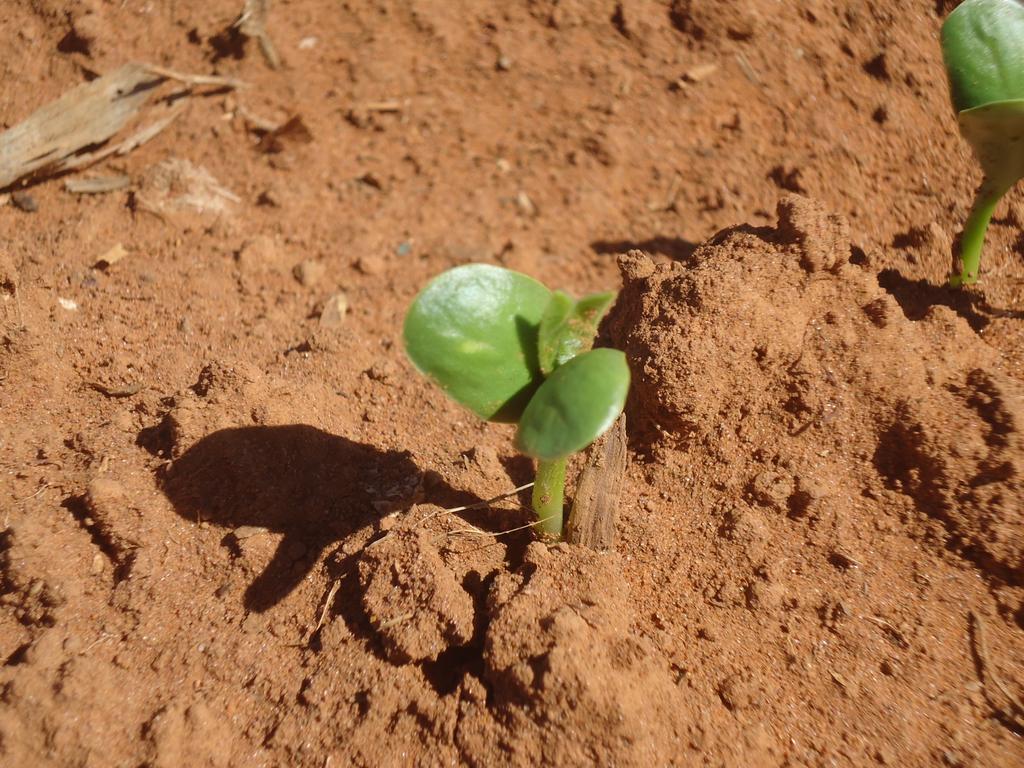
158;425;478;612
877;269;1024;332
208;25;247;64
591;236;699;264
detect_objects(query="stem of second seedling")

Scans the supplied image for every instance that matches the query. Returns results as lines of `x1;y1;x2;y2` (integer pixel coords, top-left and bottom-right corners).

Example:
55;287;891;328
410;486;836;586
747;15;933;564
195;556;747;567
532;458;567;540
951;178;1011;287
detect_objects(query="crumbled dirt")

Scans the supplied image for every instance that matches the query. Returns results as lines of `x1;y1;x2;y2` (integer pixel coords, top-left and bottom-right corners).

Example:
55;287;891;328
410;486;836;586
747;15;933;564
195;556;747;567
2;1;1023;766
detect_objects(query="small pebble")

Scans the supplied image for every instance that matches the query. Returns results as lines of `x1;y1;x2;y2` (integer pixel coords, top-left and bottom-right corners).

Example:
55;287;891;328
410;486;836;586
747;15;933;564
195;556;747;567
516;191;537;217
232;525;269;540
319;292;349;328
683;62;718;83
12;191;37;212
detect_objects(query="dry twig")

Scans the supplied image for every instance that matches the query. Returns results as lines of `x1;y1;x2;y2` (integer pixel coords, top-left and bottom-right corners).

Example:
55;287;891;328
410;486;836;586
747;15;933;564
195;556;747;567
313;578;342;634
970;610;1024;727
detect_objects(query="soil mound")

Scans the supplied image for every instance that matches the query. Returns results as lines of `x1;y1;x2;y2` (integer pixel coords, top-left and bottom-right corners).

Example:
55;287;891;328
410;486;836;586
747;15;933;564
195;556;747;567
610;194;1022;591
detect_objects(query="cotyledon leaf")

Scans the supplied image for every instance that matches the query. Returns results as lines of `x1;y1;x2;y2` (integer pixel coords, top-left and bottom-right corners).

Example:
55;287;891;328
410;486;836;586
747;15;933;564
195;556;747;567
942;0;1024;189
403;264;551;422
537;290;616;375
941;0;1024;284
515;348;630;461
942;0;1024;114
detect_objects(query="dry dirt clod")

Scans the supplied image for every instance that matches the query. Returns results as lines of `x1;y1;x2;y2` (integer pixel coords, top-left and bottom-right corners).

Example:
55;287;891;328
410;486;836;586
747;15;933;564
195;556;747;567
293;259;325;287
478;545;692;765
775;194;850;273
718;671;761;711
355;254;384;276
83;478;136;576
358;528;474;663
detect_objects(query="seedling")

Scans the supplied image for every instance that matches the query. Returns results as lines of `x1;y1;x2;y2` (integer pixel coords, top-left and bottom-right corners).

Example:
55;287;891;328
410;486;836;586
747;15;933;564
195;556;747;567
941;0;1024;286
403;264;630;539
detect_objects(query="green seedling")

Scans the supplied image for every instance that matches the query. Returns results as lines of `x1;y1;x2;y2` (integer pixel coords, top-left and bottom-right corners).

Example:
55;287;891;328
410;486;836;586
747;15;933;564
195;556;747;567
404;264;629;539
941;0;1024;286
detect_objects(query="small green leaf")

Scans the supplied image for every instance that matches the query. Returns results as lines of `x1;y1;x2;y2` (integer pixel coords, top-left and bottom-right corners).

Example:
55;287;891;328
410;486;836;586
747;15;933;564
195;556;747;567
515;348;630;461
404;264;551;422
942;0;1024;113
537;290;616;375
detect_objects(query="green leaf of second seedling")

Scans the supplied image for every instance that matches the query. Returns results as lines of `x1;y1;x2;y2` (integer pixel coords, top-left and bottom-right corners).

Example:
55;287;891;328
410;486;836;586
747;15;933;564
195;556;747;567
942;0;1024;113
537;290;616;375
943;0;1024;189
942;1;1024;285
515;348;630;461
404;264;551;422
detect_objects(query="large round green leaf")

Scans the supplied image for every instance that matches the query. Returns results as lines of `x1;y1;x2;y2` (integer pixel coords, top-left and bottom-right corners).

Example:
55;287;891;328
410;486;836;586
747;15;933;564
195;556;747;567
404;264;551;422
942;0;1024;113
515;348;630;461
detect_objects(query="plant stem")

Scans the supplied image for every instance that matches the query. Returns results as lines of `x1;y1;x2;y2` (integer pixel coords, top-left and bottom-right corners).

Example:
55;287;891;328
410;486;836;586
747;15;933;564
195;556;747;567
532;458;567;540
951;179;1010;287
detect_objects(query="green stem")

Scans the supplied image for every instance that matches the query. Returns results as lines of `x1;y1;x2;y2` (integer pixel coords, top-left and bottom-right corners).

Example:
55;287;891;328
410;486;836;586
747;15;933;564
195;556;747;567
532;458;567;540
951;179;1010;287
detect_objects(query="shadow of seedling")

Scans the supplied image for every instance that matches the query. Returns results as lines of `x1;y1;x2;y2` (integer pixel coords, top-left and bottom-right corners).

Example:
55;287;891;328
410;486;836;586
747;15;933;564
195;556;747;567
878;269;1024;331
159;425;426;612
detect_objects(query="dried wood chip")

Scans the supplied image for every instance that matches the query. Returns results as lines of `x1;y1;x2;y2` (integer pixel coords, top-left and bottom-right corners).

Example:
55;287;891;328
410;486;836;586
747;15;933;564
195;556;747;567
0;63;242;191
683;63;719;82
236;0;281;70
65;175;131;194
0;64;160;189
566;413;628;550
94;243;127;269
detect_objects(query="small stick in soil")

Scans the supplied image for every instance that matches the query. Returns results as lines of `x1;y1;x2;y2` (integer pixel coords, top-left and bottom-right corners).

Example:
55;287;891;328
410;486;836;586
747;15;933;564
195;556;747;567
735;52;761;85
65;175;131;194
236;0;281;70
313;578;342;634
16;483;52;501
969;610;1024;726
363;101;403;113
235;104;279;132
87;381;144;398
442;482;534;514
862;615;910;649
409;482;535;530
144;65;248;90
446;512;560;539
377;611;416;630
